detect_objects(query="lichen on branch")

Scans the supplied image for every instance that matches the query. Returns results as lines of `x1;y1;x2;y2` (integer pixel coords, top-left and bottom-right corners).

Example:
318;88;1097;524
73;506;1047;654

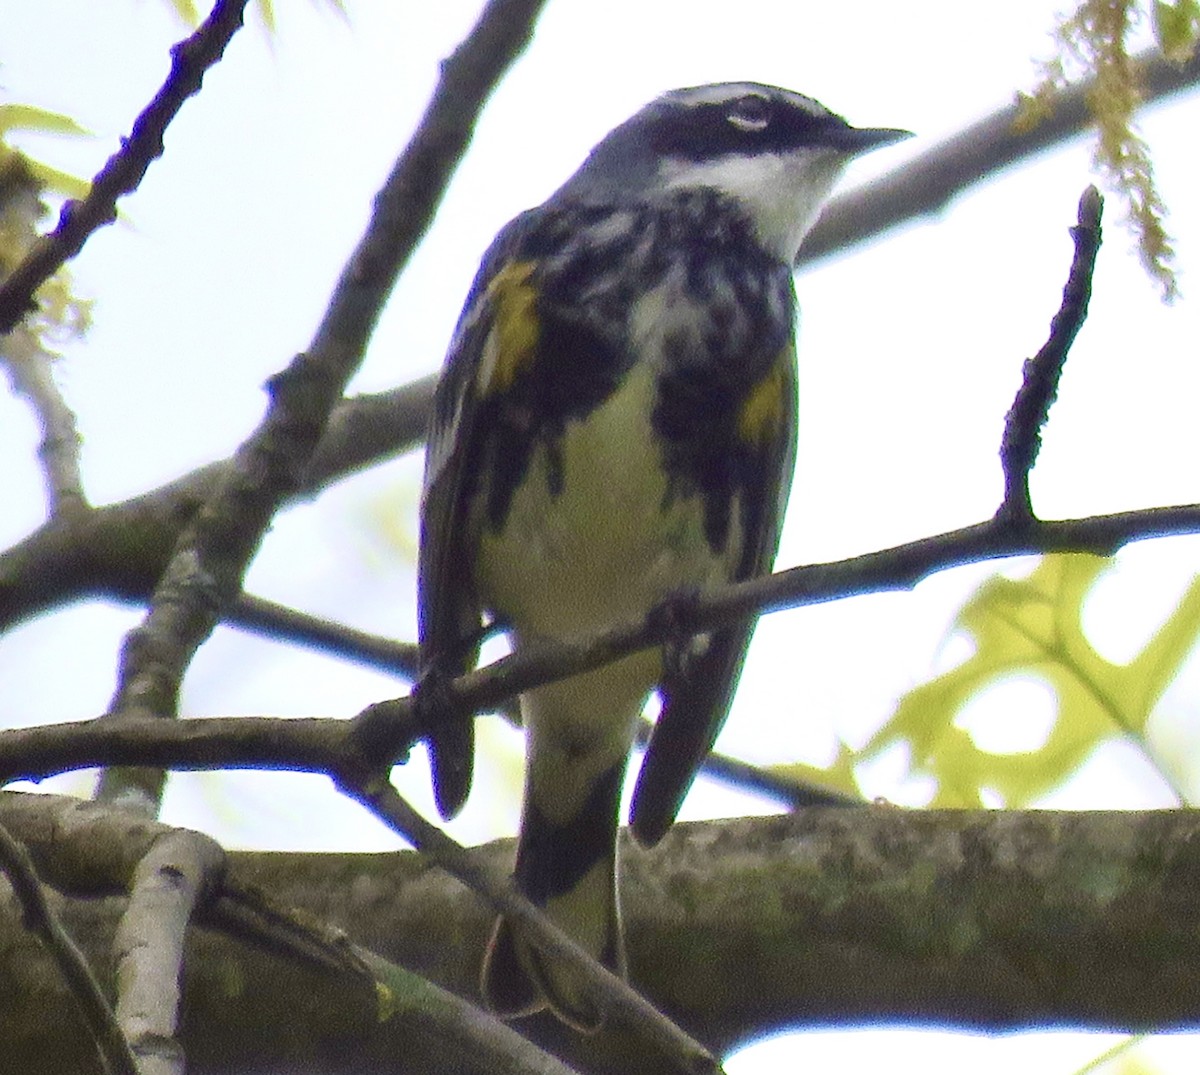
1019;0;1195;300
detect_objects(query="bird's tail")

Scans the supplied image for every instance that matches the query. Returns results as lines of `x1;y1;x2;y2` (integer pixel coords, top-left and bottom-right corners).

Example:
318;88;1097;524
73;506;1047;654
480;761;626;1031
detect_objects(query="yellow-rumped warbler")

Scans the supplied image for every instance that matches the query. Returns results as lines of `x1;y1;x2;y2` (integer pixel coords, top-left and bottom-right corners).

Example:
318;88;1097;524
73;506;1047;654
418;82;908;1028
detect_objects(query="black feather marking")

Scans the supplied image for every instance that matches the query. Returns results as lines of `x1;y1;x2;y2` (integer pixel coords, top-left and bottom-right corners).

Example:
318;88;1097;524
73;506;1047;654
515;760;624;905
481;916;542;1019
634;341;798;845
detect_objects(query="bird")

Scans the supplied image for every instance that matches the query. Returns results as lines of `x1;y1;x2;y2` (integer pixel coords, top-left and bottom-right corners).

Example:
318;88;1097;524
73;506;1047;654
417;81;908;1029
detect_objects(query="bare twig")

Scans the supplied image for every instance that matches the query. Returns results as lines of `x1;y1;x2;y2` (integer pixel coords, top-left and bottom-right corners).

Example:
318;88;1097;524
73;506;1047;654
3;346;87;516
228;594;420;677
338;773;721;1075
112;829;225;1075
211;883;583;1075
209;606;844;807
211;876;583;1075
0;155;88;516
0;817;139;1075
634;719;862;810
6;503;1200;789
347;941;585;1075
0;381;435;632
0;0;252;336
998;185;1104;520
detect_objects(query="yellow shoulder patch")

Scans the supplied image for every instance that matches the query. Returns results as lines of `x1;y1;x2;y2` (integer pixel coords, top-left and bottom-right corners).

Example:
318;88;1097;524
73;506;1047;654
737;349;791;446
477;259;540;397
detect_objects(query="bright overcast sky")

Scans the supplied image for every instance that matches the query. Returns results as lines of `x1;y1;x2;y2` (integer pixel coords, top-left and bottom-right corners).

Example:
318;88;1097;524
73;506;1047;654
4;2;1200;1071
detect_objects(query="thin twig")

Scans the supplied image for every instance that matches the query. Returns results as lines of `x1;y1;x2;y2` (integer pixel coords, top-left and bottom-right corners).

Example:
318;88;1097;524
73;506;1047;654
0;0;252;335
209;885;583;1075
348;941;585;1075
228;594;420;677
998;185;1105;520
0;818;139;1075
0;380;436;633
636;719;863;810
212;873;584;1075
227;606;845;806
0;155;88;516
338;773;721;1075
5;503;1200;787
4;347;87;516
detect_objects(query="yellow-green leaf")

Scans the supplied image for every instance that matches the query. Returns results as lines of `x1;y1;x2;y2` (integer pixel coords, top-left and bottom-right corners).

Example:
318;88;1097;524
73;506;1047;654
0;104;89;139
855;555;1200;807
1154;0;1200;63
1071;1034;1151;1075
23;160;91;202
163;0;200;25
257;0;277;34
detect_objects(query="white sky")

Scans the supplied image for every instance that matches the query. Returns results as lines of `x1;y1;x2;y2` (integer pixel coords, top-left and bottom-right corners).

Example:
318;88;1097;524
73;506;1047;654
4;1;1200;1071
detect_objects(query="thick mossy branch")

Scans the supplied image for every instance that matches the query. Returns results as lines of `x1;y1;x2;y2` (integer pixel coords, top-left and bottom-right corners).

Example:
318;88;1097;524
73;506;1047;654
3;794;1200;1074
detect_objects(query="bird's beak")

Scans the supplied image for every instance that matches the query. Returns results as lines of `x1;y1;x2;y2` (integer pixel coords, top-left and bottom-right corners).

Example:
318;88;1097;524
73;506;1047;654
836;126;914;155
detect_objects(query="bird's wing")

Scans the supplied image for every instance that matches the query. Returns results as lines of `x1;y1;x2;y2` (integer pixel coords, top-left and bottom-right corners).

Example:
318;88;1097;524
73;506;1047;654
417;211;539;819
629;338;798;846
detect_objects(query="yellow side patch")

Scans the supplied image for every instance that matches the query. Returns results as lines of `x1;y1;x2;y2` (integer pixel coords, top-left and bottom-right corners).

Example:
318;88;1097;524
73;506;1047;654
737;350;791;446
478;259;539;397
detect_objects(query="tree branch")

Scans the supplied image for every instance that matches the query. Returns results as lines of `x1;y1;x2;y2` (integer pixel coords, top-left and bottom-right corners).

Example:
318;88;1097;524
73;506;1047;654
0;0;252;336
3;504;1200;790
210;879;585;1075
338;772;720;1075
0;381;435;631
0;791;581;1075
0;817;138;1075
4;794;1200;1073
3;336;87;517
633;719;861;809
999;185;1103;520
228;594;420;677
111;829;225;1075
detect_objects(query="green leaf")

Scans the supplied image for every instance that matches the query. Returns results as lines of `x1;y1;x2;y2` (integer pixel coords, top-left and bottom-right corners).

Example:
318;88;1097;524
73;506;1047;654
23;160;91;202
1070;1034;1151;1075
854;555;1200;807
257;0;277;34
163;0;200;25
0;104;90;139
0;104;92;200
1154;0;1200;63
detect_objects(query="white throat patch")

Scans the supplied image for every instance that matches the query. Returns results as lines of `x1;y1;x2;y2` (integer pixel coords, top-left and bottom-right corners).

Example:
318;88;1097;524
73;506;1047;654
658;148;847;262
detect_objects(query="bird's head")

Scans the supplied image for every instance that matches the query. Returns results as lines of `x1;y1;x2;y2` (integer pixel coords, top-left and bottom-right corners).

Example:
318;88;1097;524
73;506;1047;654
555;81;910;262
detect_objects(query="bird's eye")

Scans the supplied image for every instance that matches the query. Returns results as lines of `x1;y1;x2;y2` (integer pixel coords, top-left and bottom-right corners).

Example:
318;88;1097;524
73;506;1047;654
727;93;771;132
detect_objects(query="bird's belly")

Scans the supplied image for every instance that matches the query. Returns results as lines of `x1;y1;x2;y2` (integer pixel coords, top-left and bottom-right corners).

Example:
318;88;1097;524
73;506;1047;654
475;364;740;641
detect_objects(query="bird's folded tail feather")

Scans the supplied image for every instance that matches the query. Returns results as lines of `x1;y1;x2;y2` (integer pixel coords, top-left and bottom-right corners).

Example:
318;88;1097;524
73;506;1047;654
480;760;626;1031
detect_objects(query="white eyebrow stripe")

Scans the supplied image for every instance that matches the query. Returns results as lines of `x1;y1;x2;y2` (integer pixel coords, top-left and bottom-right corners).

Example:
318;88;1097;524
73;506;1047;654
661;83;830;119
